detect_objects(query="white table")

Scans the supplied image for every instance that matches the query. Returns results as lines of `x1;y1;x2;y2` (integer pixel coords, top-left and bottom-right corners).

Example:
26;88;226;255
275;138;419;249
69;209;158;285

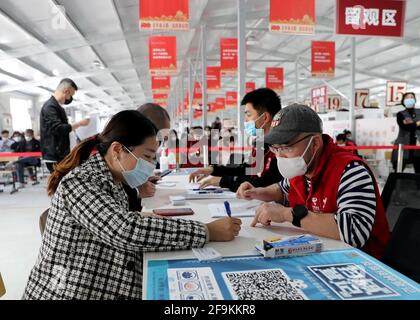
142;172;350;297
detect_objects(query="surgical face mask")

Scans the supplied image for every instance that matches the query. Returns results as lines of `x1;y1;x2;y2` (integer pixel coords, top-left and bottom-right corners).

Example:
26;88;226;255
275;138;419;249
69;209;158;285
64;96;73;105
116;146;155;188
276;136;315;179
25;136;33;142
13;136;22;142
404;98;416;109
244;113;264;137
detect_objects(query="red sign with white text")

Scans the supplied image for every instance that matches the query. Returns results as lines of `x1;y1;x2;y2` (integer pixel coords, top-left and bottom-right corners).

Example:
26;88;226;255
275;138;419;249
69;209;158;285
151;76;170;93
246;82;256;93
215;98;226;111
270;0;315;34
311;41;335;78
220;38;238;76
192;82;202;106
139;0;189;31
266;67;284;94
207;67;221;93
153;93;168;107
226;91;238;108
336;0;406;37
149;36;177;75
311;86;328;113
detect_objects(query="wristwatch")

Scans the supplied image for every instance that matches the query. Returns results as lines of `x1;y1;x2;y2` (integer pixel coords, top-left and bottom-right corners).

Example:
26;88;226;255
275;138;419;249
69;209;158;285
292;205;308;228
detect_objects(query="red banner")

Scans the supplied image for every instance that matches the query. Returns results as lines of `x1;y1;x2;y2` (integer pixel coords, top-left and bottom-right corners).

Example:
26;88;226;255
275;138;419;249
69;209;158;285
311;41;335;78
269;0;315;34
265;67;284;94
151;76;170;93
336;0;406;37
192;82;202;106
246;82;256;93
220;38;238;76
153;93;168;107
226;91;238;108
207;67;221;94
311;86;328;113
215;98;226;111
149;36;177;75
139;0;189;31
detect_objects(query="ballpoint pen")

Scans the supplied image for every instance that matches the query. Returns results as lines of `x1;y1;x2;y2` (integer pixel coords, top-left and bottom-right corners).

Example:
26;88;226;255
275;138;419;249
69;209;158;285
224;201;232;217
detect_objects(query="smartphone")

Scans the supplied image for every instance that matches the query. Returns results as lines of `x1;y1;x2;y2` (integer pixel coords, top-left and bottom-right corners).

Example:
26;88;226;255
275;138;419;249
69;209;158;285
152;208;195;216
159;169;172;178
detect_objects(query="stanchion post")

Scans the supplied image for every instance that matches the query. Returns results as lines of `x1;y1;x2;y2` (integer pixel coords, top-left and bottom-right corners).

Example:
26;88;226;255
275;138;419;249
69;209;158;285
397;144;404;173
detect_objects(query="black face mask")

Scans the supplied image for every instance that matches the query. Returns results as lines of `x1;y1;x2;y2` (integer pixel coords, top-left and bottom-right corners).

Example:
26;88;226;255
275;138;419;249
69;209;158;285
64;96;73;105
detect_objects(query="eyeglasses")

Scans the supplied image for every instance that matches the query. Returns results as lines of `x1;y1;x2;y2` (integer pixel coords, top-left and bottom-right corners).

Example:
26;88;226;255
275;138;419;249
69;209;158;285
269;134;314;154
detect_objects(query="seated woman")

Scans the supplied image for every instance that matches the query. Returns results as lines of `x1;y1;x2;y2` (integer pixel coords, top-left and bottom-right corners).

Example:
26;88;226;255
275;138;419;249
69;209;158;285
23;110;241;300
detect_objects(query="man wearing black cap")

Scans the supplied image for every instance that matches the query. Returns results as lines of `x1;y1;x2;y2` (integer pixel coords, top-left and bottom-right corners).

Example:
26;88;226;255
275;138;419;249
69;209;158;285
237;104;390;260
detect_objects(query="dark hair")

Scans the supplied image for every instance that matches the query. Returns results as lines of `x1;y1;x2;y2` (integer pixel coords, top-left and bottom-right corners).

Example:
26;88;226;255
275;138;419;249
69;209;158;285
241;88;282;117
47;110;157;196
401;92;416;107
12;131;22;137
58;78;78;91
343;130;351;135
1;130;9;135
336;134;347;142
137;103;170;130
25;129;34;135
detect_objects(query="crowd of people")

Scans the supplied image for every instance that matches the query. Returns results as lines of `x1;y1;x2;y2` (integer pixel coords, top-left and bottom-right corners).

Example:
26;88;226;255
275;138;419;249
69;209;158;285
0;77;417;299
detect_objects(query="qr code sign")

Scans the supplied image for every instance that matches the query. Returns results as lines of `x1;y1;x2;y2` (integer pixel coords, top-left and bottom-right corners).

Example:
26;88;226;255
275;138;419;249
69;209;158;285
222;269;307;300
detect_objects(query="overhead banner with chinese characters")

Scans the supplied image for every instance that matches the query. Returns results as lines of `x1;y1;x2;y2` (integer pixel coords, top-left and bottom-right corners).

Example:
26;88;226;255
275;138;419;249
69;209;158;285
215;98;226;111
311;86;328;113
386;81;407;106
226;91;238;108
151;76;170;93
266;67;284;94
246;82;256;93
269;0;315;34
207;67;221;94
153;93;168;107
149;36;177;75
220;38;238;76
336;0;406;37
139;0;189;31
192;82;202;106
311;41;335;78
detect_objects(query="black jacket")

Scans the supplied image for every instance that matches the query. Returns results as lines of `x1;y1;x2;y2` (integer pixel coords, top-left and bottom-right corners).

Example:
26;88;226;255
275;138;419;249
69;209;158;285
40;96;72;162
11;138;41;153
212;144;283;192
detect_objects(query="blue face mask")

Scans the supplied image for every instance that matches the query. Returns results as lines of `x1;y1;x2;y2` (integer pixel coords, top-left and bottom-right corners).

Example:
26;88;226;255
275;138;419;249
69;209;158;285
244;114;264;137
404;98;416;109
117;146;156;189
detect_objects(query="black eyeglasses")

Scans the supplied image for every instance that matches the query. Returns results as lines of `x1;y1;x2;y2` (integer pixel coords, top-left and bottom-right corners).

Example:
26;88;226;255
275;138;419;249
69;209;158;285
269;134;314;154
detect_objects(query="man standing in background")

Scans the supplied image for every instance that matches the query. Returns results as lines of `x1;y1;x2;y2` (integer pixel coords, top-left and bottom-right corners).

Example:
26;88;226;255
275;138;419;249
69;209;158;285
40;78;90;173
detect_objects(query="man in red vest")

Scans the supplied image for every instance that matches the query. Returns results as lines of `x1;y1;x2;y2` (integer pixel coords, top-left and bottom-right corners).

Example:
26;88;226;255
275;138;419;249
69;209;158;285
236;104;390;260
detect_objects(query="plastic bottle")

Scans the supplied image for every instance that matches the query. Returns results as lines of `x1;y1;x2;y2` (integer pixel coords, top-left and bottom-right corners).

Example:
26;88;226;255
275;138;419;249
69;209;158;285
159;148;169;171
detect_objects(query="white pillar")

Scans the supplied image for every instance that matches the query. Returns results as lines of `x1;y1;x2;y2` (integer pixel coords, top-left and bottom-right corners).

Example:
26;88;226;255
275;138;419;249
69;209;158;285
349;37;356;136
201;25;207;129
237;0;246;147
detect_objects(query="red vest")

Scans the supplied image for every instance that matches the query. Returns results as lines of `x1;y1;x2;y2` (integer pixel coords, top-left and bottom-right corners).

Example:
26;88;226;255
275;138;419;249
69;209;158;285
288;135;390;260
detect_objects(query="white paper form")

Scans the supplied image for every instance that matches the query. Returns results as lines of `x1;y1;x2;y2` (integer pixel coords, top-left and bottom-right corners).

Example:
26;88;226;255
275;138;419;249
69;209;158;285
207;200;262;218
75;114;100;140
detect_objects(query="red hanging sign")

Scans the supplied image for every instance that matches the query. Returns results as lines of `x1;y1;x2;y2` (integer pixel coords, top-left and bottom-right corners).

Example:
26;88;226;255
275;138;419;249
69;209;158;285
269;0;315;34
207;67;221;94
328;95;342;110
311;41;335;78
149;36;177;75
151;76;170;93
226;91;238;108
265;67;284;94
215;98;226;111
355;89;370;108
139;0;189;31
246;82;256;93
311;86;328;113
192;82;202;106
336;0;406;37
153;93;168;107
220;38;238;76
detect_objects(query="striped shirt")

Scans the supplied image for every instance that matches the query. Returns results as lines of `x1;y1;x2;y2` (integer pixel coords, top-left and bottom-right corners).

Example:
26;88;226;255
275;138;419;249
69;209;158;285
279;161;376;248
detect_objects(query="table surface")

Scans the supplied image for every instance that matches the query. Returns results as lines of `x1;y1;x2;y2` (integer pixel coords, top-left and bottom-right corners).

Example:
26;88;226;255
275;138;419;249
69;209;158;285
142;171;350;297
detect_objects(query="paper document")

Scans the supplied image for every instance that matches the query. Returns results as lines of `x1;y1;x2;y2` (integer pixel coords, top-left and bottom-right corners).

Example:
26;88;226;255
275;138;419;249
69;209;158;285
185;189;236;200
192;247;223;261
75;114;100;141
208;200;261;218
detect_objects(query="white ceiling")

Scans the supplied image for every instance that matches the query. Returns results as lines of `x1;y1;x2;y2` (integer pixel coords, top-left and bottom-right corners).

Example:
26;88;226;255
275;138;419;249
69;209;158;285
0;0;419;115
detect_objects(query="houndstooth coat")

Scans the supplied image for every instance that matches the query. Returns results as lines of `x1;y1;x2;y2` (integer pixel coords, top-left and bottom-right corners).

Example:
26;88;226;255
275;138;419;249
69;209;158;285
23;153;207;300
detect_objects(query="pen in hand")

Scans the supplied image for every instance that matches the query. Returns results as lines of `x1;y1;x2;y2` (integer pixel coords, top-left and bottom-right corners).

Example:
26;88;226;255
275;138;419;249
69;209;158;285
224;201;232;218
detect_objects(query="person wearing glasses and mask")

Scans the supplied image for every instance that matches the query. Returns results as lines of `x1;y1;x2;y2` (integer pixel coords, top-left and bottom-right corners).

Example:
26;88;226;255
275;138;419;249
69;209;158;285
188;88;283;192
391;92;420;174
40;78;91;173
236;104;390;260
23;110;241;300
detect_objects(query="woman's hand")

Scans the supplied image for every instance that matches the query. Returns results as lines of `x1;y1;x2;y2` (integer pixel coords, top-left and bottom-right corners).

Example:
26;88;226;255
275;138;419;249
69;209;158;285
206;217;242;241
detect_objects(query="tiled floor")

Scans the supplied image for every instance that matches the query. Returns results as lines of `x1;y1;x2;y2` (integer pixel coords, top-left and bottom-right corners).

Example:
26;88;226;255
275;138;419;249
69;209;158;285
0;181;49;300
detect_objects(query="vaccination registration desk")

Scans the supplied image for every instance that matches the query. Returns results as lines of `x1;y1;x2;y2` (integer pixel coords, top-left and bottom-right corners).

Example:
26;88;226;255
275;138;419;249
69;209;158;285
142;169;420;300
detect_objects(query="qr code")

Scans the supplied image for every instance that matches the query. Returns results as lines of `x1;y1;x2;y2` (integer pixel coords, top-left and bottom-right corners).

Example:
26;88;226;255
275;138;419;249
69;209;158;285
222;269;307;300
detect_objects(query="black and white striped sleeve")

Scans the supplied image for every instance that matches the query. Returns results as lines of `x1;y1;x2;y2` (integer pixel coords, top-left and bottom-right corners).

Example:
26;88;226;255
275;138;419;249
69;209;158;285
278;178;290;206
335;161;377;248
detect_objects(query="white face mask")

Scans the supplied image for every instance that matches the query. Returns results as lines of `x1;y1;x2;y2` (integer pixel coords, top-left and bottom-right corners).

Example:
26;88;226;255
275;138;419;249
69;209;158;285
276;136;315;179
25;136;33;142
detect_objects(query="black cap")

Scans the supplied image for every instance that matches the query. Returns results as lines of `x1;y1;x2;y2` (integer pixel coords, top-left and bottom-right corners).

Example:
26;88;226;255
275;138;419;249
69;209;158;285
264;104;323;145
